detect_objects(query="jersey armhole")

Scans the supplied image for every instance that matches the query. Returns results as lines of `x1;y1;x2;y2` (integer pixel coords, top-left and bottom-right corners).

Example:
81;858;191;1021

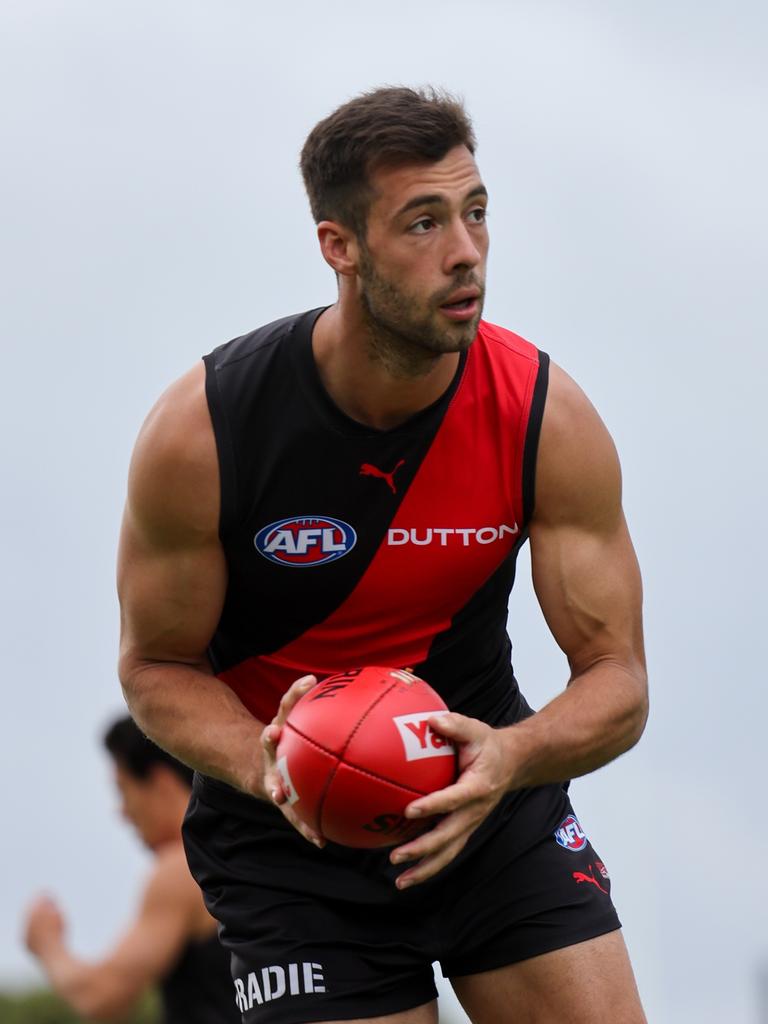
521;349;550;526
203;353;239;541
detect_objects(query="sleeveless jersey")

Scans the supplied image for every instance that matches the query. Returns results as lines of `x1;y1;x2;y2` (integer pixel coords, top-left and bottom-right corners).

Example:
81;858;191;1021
160;931;239;1024
203;308;549;728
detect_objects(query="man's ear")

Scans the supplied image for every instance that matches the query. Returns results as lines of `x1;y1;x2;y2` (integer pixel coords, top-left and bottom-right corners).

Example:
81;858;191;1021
317;220;361;277
147;762;176;790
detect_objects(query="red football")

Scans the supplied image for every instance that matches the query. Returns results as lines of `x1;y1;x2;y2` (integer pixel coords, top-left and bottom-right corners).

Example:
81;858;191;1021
275;666;457;848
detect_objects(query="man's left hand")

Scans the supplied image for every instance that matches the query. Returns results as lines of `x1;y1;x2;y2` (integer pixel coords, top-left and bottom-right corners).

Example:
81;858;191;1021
389;712;515;888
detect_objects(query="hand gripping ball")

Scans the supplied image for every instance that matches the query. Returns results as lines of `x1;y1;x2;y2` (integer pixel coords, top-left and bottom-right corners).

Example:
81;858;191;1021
275;666;458;848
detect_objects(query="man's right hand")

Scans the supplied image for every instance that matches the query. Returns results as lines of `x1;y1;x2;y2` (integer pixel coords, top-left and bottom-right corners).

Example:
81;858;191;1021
24;895;66;958
261;675;326;848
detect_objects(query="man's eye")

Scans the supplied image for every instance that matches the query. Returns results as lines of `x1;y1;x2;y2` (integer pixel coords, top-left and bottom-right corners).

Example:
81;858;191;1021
410;218;435;234
468;207;488;223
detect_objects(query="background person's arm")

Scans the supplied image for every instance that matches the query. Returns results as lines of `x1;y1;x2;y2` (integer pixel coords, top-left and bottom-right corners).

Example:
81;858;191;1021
390;361;648;886
24;848;199;1021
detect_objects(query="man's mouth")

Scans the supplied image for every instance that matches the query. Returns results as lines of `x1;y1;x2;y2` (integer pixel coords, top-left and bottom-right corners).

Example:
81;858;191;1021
439;290;481;321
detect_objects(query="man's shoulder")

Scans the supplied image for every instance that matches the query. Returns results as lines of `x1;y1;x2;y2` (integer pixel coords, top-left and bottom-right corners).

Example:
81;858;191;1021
205;307;323;371
477;319;543;365
143;842;200;908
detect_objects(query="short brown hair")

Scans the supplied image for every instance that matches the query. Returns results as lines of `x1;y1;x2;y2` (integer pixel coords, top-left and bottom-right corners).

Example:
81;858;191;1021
300;86;476;236
104;715;193;787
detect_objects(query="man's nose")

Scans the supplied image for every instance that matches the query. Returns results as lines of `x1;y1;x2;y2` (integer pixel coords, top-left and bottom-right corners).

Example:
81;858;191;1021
444;219;483;273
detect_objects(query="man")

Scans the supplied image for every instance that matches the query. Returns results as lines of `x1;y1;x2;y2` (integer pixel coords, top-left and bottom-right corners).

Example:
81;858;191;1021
117;86;649;1023
23;716;240;1023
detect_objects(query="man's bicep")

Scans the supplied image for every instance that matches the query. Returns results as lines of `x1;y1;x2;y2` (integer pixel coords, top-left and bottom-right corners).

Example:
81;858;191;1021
117;364;227;671
529;516;644;677
118;511;227;669
528;362;645;677
100;864;197;994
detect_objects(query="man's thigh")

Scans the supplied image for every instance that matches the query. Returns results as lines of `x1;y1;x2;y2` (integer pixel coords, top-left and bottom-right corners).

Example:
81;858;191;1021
450;931;646;1024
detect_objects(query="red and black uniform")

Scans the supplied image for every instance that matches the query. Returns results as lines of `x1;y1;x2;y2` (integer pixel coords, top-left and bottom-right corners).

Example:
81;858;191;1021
183;308;621;1024
160;932;241;1024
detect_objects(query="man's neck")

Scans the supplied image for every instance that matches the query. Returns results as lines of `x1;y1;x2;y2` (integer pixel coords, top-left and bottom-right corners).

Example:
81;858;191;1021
311;303;461;431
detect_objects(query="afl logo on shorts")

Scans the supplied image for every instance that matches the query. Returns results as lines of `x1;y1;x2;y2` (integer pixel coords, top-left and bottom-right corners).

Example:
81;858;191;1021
254;516;357;567
554;814;588;852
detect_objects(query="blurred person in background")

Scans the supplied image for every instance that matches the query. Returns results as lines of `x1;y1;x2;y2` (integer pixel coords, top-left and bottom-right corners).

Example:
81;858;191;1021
23;715;240;1023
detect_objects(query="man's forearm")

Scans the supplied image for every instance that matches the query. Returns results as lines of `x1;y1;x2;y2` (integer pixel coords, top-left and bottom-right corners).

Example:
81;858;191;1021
120;660;268;797
502;660;648;791
33;942;133;1021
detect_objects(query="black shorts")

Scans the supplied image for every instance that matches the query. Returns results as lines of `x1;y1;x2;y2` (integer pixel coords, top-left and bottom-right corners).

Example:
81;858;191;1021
183;773;621;1024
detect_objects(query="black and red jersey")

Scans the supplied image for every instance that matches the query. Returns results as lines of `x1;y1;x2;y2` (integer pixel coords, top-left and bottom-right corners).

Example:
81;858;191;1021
203;308;549;728
160;932;240;1024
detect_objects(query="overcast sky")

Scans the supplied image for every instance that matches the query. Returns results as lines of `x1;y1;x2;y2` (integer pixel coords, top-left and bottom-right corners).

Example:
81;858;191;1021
2;2;767;1022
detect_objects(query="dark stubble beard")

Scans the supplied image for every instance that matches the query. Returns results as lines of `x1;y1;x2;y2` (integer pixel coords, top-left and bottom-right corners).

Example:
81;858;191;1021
358;247;485;379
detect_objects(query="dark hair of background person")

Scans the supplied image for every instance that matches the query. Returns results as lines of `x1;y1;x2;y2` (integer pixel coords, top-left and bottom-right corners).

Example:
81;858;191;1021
104;716;194;787
300;85;476;238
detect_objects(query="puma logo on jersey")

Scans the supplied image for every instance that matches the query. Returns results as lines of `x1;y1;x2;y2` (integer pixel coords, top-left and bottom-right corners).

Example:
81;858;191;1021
388;524;519;546
573;865;609;895
360;459;405;494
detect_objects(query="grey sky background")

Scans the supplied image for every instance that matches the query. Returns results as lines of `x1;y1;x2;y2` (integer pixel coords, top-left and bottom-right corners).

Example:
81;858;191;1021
1;2;766;1022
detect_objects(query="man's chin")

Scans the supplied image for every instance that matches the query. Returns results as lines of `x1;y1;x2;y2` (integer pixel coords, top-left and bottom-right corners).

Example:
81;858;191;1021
430;314;482;353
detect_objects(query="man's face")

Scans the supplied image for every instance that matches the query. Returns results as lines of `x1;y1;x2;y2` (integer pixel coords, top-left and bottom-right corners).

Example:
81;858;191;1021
356;145;488;362
113;762;170;851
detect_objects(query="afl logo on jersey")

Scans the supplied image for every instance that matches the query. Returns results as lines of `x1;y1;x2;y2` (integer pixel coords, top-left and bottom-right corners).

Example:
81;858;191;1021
554;814;588;852
254;516;357;567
